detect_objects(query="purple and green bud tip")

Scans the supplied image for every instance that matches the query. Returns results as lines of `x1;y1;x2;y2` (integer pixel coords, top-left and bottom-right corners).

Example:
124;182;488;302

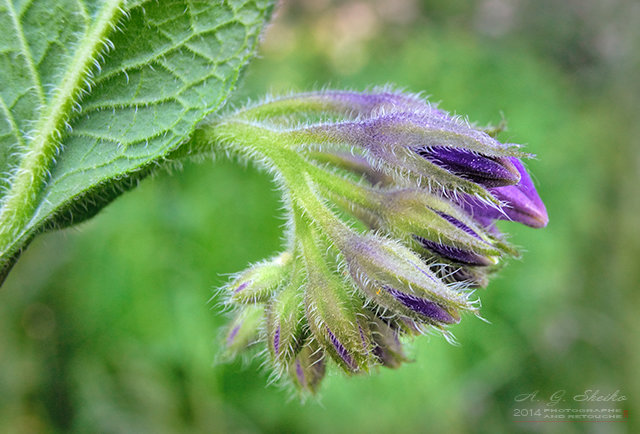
266;271;305;368
222;305;264;358
227;252;293;304
288;339;326;394
460;157;548;228
214;88;547;393
368;314;409;369
417;147;521;187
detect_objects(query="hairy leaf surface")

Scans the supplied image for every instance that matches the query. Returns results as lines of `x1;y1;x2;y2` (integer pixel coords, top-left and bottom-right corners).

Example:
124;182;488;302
0;0;273;280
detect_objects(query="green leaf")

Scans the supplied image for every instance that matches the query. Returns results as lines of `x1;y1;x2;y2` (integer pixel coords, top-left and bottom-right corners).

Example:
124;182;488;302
0;0;274;281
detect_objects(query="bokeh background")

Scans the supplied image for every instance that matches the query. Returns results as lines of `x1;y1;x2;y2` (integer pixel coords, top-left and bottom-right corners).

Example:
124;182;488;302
1;0;638;432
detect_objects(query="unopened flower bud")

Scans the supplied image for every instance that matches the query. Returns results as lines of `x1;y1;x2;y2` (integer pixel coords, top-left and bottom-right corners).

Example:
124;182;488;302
228;252;293;304
343;234;471;324
368;314;408;369
304;268;371;373
292;110;525;202
265;269;305;366
416;146;521;187
223;304;264;357
376;189;504;266
288;338;326;394
461;157;548;228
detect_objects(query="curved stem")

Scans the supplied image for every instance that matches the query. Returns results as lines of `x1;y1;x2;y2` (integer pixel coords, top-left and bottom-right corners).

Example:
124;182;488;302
196;119;360;247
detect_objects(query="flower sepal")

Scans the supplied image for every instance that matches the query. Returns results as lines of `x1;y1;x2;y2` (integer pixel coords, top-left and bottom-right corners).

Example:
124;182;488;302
227;252;293;304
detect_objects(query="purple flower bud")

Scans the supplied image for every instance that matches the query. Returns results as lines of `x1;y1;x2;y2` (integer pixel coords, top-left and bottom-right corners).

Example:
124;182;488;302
343;234;472;325
304;269;371;372
416;207;496;265
228;252;293;304
417;146;521;187
374;189;503;266
266;274;305;365
288;338;326;394
326;326;357;370
415;236;495;266
292;109;525;201
369;314;408;368
222;305;264;358
384;285;459;324
462;158;548;228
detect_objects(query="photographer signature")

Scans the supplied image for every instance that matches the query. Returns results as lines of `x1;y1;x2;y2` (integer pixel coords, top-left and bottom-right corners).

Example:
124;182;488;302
515;390;627;407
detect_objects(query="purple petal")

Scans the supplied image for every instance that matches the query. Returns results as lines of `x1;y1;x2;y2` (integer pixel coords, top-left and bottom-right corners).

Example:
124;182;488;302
358;324;368;353
415;236;492;266
384;286;458;324
462;158;548;228
226;325;240;346
326;327;356;369
234;281;249;293
295;360;305;385
417;147;520;187
435;211;481;239
273;325;280;354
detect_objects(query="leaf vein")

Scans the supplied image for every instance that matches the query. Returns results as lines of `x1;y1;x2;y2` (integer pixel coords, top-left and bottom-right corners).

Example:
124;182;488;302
0;0;125;248
91;19;235;86
3;0;46;105
0;93;26;150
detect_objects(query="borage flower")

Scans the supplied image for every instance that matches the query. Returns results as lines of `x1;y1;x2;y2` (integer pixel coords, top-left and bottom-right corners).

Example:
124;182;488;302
204;89;547;395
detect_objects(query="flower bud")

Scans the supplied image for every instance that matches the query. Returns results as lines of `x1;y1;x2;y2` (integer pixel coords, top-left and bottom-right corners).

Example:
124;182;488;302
244;90;430;122
265;268;305;367
227;252;293;304
416;146;521;187
376;189;504;266
368;314;408;368
292;111;526;202
304;265;371;373
222;304;264;357
461;157;548;228
288;338;326;394
343;233;471;325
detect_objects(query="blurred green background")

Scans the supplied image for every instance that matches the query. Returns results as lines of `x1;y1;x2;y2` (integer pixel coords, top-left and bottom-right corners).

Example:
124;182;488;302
1;0;638;432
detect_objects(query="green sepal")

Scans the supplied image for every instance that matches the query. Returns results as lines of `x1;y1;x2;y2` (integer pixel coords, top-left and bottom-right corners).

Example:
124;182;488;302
222;304;265;358
368;314;409;369
288;337;326;395
265;262;306;368
228;252;293;304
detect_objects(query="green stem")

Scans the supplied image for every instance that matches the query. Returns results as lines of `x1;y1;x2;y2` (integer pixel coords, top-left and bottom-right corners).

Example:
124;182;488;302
230;93;358;121
196;119;358;246
292;155;380;210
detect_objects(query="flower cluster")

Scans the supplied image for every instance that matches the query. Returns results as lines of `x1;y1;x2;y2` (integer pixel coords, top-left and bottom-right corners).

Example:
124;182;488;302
210;89;547;394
